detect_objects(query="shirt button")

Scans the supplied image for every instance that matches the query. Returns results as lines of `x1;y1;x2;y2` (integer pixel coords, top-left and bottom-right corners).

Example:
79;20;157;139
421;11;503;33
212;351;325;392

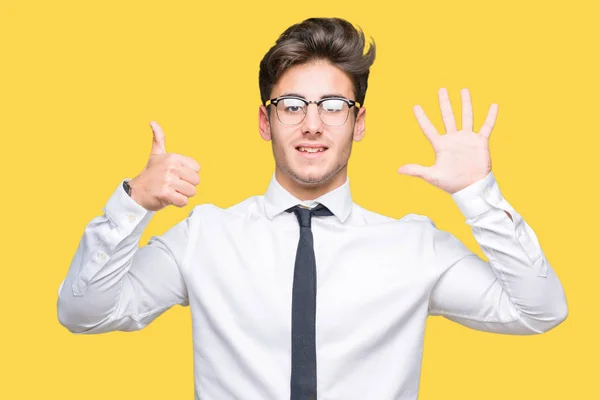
483;186;490;197
516;227;524;237
97;251;107;261
126;212;136;223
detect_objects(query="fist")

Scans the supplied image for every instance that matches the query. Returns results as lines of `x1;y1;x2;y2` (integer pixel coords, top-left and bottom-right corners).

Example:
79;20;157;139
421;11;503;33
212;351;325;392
128;121;201;211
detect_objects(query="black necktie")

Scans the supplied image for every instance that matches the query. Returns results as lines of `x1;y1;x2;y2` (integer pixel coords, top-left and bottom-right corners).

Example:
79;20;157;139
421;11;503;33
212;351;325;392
285;203;333;400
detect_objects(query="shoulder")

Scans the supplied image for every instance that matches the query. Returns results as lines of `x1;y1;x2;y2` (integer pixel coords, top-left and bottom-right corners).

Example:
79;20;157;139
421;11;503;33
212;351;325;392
187;195;263;221
352;203;467;248
352;203;435;228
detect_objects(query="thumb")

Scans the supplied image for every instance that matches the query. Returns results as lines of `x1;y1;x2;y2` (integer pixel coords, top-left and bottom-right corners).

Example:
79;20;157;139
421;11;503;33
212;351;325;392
150;121;166;155
398;164;431;180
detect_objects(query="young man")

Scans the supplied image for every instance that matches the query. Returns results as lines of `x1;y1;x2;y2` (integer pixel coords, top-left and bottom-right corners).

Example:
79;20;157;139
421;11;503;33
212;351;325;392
57;17;568;400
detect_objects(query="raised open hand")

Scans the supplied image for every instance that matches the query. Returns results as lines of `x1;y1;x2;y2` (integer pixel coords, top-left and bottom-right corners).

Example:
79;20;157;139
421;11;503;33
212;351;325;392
398;88;498;194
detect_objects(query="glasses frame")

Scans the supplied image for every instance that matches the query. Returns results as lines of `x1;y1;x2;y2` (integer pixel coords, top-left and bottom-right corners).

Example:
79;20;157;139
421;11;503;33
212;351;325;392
264;95;361;126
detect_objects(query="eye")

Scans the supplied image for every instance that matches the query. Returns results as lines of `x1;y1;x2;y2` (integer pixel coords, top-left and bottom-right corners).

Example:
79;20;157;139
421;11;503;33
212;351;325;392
321;99;346;113
279;98;306;114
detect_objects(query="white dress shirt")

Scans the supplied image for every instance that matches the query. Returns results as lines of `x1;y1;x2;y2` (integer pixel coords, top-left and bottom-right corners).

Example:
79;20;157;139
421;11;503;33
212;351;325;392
57;171;567;400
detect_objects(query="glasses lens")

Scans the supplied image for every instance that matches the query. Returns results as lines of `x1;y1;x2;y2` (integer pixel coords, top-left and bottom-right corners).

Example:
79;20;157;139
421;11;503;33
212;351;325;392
276;98;306;125
319;99;349;126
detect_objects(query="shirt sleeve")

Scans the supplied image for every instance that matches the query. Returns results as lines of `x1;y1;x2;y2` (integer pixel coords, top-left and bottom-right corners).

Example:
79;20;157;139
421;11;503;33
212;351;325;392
57;179;192;334
427;171;568;334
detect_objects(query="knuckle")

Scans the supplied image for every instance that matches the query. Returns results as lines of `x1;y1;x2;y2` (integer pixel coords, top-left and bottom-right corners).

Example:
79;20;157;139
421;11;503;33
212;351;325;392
166;154;179;166
165;172;177;186
159;185;171;199
167;163;178;174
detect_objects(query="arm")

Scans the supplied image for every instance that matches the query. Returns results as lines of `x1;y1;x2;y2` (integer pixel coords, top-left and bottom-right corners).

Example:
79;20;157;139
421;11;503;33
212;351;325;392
57;179;192;334
428;171;568;334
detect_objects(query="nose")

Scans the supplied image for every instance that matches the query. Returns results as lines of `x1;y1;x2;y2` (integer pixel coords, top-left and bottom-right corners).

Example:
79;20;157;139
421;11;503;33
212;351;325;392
300;103;323;135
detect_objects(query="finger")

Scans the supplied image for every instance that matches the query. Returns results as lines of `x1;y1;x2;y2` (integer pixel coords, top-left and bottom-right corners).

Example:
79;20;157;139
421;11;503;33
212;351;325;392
461;88;473;132
175;165;201;186
150;121;166;155
172;179;197;198
175;154;201;173
398;164;431;180
169;191;190;208
413;105;439;145
438;88;457;133
479;103;498;138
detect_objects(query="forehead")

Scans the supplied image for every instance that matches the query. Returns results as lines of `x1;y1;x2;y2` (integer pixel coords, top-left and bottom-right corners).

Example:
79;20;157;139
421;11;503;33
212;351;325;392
271;60;354;99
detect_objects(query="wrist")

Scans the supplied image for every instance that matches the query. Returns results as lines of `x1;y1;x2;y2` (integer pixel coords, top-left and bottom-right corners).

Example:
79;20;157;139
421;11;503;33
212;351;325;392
126;178;145;208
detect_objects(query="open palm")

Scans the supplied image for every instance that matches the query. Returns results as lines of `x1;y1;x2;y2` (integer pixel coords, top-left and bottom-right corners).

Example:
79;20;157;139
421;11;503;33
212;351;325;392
398;88;498;194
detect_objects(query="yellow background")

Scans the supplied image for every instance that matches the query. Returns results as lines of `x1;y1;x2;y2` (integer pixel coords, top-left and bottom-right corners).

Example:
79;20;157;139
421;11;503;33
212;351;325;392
1;0;597;398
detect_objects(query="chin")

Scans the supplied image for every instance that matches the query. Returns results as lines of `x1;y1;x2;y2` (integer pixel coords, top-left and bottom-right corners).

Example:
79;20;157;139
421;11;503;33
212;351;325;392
289;168;336;187
297;176;329;186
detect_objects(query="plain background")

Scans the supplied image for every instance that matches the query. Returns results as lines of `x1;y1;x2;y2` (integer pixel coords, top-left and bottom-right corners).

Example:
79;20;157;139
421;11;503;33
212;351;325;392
1;0;597;398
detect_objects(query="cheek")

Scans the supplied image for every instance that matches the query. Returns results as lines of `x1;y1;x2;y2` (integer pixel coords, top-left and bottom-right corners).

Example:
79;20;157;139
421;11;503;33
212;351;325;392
271;128;296;152
335;130;355;151
271;134;292;160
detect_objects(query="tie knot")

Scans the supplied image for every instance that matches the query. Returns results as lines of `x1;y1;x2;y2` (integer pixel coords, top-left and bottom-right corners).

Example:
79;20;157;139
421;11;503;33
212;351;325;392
286;203;333;228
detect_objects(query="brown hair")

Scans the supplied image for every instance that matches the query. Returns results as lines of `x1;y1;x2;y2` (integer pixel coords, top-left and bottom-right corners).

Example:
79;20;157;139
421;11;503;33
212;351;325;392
259;17;376;107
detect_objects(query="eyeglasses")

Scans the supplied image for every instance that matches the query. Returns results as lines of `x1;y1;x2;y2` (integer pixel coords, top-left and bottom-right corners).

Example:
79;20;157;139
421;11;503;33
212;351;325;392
264;96;360;126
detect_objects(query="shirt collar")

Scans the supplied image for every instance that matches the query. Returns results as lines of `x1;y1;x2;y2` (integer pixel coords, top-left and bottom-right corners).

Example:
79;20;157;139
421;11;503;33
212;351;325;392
263;172;353;223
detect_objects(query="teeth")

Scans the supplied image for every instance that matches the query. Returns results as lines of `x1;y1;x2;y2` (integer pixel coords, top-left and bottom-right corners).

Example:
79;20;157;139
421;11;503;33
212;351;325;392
298;147;326;153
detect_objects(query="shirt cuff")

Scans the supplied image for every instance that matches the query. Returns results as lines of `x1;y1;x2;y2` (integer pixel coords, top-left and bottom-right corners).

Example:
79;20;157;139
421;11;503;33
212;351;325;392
103;179;155;234
451;171;504;220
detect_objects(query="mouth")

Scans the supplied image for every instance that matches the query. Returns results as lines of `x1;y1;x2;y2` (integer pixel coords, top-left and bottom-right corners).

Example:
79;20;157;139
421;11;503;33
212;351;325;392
295;145;328;158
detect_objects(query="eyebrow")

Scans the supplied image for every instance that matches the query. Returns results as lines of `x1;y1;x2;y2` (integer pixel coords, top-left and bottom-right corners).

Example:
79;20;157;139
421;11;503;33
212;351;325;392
278;92;348;100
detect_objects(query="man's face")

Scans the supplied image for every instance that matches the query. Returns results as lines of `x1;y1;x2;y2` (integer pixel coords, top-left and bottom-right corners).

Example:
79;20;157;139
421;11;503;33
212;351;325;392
258;60;366;198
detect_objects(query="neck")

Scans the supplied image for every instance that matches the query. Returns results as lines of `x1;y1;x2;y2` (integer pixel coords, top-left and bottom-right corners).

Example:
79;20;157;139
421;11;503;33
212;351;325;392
275;168;347;201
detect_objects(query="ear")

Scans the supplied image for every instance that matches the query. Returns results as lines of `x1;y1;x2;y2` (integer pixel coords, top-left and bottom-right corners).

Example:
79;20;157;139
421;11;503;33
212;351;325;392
353;106;366;142
258;105;272;141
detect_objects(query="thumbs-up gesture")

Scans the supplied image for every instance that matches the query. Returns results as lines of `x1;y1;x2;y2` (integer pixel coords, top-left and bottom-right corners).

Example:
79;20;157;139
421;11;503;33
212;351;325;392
128;121;201;211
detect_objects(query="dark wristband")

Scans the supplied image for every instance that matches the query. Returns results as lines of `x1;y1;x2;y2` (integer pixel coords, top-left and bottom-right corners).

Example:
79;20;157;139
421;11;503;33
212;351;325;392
123;180;132;197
